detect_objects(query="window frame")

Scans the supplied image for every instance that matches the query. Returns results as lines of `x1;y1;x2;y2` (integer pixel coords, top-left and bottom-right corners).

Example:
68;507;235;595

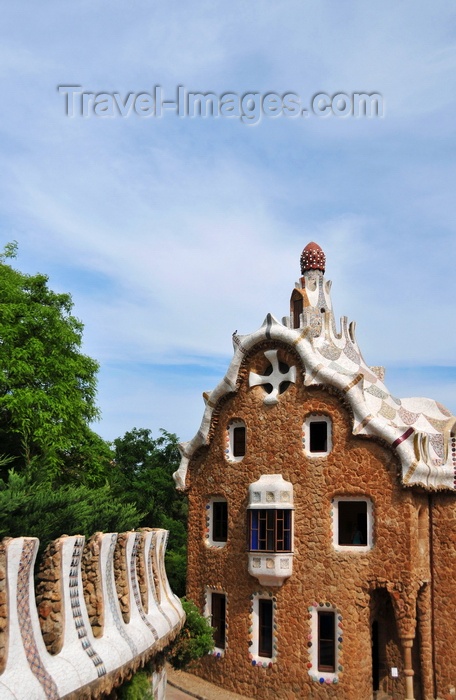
232;426;246;457
210;592;227;651
307;603;341;683
303;415;332;457
332;496;373;552
318;611;336;672
250;594;276;665
206;497;228;548
248;509;292;553
212;500;228;543
293;296;303;329
226;419;246;462
258;599;273;658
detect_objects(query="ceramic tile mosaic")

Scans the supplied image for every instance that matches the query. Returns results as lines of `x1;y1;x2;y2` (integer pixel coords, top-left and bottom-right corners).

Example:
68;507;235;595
17;540;60;700
174;243;456;493
149;536;173;628
1;533;185;700
69;537;106;677
130;534;159;641
105;534;138;656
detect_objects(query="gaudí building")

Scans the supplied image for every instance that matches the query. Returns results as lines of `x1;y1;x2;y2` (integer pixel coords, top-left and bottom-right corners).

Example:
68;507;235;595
174;243;456;700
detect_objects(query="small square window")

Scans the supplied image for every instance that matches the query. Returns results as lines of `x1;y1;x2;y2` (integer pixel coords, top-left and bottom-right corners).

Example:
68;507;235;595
303;415;332;457
338;501;367;545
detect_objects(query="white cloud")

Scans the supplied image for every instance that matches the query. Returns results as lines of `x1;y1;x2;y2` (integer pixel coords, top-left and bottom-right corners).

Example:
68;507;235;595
1;0;455;439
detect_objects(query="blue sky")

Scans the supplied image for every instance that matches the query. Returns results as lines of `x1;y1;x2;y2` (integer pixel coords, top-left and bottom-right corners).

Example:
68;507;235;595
1;0;456;443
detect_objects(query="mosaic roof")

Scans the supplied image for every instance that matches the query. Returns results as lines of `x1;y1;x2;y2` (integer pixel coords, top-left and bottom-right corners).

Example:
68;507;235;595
174;250;456;492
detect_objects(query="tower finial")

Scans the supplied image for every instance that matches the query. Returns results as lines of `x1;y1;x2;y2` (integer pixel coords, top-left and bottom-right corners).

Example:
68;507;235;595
300;242;326;274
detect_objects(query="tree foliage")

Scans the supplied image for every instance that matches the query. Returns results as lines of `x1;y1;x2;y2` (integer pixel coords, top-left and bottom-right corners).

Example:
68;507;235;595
111;428;188;596
0;245;188;594
0;243;104;480
0;469;143;546
112;428;185;529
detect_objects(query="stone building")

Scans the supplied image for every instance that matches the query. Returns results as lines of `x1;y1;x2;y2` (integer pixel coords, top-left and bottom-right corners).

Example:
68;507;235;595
174;243;456;700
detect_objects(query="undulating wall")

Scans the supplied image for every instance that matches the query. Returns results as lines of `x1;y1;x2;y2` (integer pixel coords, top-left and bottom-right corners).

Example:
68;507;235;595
0;529;185;699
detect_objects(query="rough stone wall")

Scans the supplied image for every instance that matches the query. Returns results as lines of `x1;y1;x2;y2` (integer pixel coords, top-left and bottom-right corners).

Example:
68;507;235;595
186;343;431;700
429;496;456;699
137;529;150;612
150;534;162;605
36;537;64;654
114;532;130;623
82;532;104;637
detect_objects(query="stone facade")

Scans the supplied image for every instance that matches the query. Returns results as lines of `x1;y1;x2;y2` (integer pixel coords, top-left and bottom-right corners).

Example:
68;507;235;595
176;243;456;700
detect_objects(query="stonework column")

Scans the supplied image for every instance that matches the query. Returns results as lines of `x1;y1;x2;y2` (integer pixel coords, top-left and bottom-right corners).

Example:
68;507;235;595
401;638;415;700
417;583;434;700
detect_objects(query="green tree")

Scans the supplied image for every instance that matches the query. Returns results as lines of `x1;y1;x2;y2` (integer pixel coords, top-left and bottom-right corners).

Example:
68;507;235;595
112;428;188;595
112;428;186;529
0;469;143;546
0;245;185;576
0;242;107;482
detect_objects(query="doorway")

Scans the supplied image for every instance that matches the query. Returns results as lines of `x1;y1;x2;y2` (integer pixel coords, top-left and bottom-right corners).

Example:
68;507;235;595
370;589;401;700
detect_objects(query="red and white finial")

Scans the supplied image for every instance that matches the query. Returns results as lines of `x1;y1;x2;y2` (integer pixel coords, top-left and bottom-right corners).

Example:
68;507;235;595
300;242;326;274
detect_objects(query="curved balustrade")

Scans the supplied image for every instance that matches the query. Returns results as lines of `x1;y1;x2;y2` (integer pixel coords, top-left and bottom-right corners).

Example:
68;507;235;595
0;529;185;699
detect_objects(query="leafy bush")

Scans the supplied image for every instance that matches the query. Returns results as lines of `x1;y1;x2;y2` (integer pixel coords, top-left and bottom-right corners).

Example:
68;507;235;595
117;669;154;700
167;598;214;670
